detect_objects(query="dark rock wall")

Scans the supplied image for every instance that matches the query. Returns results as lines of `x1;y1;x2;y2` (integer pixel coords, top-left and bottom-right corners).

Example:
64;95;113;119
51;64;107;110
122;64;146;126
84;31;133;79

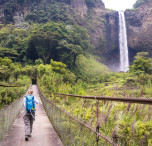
104;11;119;70
126;1;152;61
0;2;5;24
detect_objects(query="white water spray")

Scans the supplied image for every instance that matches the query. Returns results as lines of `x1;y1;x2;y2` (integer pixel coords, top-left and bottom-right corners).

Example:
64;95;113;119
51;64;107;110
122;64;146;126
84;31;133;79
118;11;129;72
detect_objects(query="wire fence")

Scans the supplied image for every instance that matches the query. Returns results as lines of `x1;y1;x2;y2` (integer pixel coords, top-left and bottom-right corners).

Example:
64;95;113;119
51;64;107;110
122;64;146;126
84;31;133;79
37;80;152;146
38;85;115;146
50;93;152;146
0;85;31;141
0;84;20;87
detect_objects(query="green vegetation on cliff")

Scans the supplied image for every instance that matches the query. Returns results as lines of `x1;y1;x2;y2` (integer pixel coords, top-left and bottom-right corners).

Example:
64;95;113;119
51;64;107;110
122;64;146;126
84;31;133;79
133;0;151;8
3;0;41;23
85;0;104;7
25;1;72;24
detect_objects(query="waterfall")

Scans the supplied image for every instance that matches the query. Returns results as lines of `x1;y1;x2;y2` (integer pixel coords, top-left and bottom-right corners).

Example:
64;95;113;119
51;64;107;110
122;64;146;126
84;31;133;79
118;11;129;72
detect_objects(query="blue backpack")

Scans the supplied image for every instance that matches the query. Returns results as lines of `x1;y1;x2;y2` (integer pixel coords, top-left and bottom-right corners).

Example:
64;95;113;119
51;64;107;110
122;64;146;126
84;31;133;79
25;95;35;112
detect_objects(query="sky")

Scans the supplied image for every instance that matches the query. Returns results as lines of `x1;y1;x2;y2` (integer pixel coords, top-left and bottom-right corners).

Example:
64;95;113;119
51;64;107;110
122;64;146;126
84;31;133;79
102;0;137;10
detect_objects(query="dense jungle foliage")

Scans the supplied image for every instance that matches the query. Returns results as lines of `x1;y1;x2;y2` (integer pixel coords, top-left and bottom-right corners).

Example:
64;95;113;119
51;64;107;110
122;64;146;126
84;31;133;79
0;22;91;68
0;57;30;109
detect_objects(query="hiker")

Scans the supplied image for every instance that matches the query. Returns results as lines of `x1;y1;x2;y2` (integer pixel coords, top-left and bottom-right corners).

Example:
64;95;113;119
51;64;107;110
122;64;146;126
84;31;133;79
23;90;39;141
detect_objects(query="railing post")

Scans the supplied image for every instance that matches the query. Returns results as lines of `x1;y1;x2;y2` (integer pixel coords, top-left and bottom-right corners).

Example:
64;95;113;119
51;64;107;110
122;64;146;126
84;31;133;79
81;125;83;146
70;117;72;145
112;134;119;146
55;106;57;127
52;103;54;121
53;94;56;102
65;114;67;146
50;91;52;98
83;98;86;123
96;99;100;146
60;108;61;135
96;99;99;124
96;125;99;146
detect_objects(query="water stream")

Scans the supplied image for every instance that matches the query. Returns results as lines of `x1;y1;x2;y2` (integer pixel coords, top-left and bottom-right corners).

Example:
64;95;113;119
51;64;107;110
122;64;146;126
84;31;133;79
118;11;129;72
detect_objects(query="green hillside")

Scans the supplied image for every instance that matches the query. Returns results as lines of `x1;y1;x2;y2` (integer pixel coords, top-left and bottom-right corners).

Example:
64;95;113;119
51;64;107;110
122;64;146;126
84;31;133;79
74;54;111;80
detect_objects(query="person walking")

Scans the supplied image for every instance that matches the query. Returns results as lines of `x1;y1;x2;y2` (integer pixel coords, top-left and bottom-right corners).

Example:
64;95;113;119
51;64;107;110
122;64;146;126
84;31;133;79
23;90;39;141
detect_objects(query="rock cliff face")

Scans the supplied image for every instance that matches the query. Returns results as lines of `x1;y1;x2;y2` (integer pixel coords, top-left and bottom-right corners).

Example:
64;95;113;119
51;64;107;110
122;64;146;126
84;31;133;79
125;1;152;61
104;11;119;70
67;0;119;68
0;2;5;24
67;0;106;47
0;0;30;25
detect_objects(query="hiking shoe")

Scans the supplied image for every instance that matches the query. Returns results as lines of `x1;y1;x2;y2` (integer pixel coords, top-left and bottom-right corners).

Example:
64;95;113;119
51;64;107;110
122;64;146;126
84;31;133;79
25;136;29;141
28;135;32;138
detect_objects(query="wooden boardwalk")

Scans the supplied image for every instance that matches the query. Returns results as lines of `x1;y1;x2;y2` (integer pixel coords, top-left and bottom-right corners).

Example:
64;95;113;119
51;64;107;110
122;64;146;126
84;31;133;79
0;85;63;146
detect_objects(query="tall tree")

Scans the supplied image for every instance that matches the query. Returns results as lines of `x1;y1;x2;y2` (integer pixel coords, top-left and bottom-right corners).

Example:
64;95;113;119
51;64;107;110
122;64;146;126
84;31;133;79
28;31;60;63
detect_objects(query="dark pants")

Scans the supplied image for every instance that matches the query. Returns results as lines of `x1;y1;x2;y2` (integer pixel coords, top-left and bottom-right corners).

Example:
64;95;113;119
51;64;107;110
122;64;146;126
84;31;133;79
23;110;35;136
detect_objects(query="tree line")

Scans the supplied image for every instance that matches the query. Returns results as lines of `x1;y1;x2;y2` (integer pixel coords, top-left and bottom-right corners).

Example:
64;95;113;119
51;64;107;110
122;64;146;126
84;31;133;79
0;22;91;69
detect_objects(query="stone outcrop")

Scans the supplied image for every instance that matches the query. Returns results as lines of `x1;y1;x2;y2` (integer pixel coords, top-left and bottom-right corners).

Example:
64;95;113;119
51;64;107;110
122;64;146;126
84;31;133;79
125;1;152;60
0;3;5;24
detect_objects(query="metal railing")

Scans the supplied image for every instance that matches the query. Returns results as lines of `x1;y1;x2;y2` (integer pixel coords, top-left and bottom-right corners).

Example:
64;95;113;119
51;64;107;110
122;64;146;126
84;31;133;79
38;85;115;146
0;84;20;87
37;79;152;146
51;92;152;146
52;92;152;105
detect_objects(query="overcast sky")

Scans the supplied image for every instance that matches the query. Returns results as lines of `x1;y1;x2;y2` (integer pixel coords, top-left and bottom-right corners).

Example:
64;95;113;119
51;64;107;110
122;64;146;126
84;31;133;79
102;0;137;10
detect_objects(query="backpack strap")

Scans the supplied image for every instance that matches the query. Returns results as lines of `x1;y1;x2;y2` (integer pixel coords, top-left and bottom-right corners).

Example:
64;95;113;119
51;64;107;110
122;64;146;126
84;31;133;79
25;96;28;112
32;96;35;111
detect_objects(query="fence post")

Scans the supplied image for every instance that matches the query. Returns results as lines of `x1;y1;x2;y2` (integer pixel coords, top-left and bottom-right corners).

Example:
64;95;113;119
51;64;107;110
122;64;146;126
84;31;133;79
96;99;99;146
60;108;61;135
96;125;99;146
81;125;83;146
112;134;119;146
83;98;86;123
65;114;67;146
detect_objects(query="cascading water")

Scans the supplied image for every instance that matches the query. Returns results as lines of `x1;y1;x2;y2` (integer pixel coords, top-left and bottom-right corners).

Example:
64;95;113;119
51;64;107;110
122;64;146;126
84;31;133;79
118;11;129;72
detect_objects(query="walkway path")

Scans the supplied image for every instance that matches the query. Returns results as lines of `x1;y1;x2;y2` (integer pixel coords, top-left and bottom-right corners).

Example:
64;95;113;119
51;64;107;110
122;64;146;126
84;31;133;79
0;85;63;146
